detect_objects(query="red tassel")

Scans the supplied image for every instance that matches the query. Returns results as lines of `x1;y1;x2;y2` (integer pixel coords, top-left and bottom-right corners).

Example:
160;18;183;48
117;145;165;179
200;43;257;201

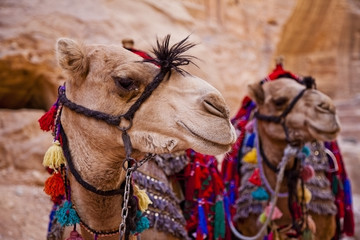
38;104;58;131
248;168;262;186
343;205;355;236
44;172;65;198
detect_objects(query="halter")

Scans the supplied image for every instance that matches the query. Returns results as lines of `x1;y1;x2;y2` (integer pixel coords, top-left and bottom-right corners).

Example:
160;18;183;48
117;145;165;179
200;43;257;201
58;35;197;239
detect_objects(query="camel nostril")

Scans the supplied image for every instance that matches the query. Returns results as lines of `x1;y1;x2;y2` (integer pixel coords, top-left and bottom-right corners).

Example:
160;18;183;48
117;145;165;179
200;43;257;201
203;99;229;118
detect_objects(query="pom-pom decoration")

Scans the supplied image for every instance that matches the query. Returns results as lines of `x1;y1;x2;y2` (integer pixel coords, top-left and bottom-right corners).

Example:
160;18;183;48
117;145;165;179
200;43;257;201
243;148;257;164
300;165;315;182
44;172;65;198
248;168;262;186
131;211;150;234
301;145;311;157
66;229;84;240
251;187;269;201
264;203;283;220
43;140;66;170
56;200;80;227
133;184;152;212
297;185;312;204
258;212;266;224
38;103;58;132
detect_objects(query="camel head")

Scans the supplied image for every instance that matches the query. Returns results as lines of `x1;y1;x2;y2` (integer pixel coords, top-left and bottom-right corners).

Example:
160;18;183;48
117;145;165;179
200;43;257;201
56;37;236;157
248;78;340;144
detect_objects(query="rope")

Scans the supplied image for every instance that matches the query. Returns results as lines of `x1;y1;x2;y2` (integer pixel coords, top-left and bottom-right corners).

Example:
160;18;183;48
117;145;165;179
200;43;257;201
229;129;299;239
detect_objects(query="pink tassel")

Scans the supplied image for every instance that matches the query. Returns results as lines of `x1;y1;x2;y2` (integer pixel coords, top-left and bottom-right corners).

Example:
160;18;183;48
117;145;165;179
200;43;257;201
66;230;84;240
300;165;315;182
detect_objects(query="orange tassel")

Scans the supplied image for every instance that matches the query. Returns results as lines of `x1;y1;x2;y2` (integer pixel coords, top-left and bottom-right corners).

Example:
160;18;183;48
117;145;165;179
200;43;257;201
44;172;65;198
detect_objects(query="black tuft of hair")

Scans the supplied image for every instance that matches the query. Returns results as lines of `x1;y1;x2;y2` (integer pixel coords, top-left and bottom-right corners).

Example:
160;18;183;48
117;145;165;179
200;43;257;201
145;34;198;75
302;76;316;89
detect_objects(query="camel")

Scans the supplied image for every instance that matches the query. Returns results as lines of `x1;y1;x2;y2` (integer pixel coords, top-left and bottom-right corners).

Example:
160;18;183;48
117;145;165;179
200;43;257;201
234;77;340;240
46;36;236;240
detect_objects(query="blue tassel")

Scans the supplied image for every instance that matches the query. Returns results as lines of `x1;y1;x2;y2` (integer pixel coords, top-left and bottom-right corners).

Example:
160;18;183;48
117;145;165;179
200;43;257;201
344;178;352;205
55;200;80;227
229;181;236;204
251;187;269;201
131;211;150;234
197;203;208;235
223;196;231;221
302;146;311;157
246;133;255;148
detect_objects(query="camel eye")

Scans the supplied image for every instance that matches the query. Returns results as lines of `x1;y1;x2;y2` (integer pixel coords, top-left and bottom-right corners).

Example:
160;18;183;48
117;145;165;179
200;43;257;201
112;76;137;91
273;97;288;107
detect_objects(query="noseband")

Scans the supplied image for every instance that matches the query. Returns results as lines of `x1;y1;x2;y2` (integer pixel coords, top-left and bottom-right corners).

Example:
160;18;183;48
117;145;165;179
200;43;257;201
254;76;316;146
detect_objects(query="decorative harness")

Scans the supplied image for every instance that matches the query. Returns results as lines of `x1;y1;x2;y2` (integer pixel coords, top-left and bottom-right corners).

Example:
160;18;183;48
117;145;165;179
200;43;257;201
43;35;197;240
229;76;317;239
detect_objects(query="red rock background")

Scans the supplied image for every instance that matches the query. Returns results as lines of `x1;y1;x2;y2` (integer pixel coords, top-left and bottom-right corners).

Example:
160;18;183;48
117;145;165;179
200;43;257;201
0;0;359;239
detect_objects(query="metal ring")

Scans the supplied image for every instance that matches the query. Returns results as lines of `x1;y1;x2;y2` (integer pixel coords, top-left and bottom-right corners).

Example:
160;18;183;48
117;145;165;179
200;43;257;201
122;157;138;171
117;116;133;132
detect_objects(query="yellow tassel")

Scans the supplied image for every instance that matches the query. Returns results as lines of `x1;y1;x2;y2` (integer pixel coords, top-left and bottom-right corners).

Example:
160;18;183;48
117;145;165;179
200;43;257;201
258;212;267;224
297;184;312;204
133;184;152;212
43;140;66;169
243;148;257;164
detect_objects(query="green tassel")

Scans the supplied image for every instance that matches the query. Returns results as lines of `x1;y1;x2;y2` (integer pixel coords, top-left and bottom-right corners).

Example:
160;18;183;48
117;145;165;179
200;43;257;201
302;228;313;240
214;200;225;239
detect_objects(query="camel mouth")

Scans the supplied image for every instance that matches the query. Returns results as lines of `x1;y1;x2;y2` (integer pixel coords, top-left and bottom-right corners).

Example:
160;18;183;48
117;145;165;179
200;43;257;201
307;122;340;140
177;120;234;148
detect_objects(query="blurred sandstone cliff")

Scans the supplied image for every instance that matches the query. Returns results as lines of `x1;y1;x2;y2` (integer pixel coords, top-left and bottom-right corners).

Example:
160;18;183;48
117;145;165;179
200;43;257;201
0;0;359;239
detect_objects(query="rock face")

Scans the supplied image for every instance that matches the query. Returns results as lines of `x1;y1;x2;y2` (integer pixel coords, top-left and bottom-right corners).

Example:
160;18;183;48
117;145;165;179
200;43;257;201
275;0;360;99
0;0;360;239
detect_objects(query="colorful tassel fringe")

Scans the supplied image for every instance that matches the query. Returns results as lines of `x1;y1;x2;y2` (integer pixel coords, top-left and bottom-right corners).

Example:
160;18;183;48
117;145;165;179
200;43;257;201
197;203;208;235
43;140;66;169
44;172;65;198
131;211;150;234
251;187;269;201
38;103;58;132
56;200;80;227
248;168;262;186
66;229;84;240
133;184;152;212
243;148;257;164
214;200;225;239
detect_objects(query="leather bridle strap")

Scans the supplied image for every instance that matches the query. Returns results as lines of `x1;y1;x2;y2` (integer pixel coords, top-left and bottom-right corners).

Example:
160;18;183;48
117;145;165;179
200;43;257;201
60;126;125;196
254;88;307;144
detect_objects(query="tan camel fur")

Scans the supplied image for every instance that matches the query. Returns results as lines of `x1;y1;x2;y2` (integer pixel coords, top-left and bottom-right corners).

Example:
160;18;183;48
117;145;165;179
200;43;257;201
56;38;236;240
236;78;340;240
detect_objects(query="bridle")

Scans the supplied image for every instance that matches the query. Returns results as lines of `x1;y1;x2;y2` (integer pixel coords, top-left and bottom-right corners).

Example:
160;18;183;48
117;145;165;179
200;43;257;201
57;35;196;239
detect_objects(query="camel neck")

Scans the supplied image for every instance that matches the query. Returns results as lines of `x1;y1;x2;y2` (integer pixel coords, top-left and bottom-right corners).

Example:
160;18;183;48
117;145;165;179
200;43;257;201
60;113;127;238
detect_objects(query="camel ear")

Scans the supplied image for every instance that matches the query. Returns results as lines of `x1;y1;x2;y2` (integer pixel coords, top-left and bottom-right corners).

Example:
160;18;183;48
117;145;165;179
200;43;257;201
56;38;88;78
248;82;264;105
